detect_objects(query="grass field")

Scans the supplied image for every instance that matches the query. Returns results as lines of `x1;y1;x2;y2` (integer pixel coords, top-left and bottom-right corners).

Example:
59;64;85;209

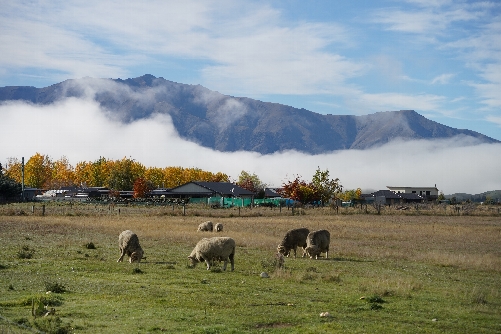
0;202;500;333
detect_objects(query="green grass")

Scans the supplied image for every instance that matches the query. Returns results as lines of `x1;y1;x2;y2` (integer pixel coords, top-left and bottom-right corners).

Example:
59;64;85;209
0;206;500;333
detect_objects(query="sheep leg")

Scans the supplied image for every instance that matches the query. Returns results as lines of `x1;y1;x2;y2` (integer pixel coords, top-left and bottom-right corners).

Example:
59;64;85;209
229;252;235;271
201;255;211;270
222;258;228;271
117;248;126;262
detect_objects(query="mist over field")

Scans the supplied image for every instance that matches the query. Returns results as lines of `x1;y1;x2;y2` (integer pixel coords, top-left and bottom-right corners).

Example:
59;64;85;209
1;98;500;195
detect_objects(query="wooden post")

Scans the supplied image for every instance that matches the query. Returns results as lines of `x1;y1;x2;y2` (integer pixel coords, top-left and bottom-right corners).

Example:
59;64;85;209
183;205;186;216
42;205;45;216
31;205;35;214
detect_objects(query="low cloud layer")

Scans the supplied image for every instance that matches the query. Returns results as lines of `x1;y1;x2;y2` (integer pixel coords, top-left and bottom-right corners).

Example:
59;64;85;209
1;98;500;195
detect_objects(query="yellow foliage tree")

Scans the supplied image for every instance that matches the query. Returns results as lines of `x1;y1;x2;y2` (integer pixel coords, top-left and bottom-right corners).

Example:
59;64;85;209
50;156;76;189
25;153;52;188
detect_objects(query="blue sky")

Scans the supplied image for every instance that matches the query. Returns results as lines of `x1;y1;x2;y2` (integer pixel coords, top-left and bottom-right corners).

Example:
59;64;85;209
1;1;501;194
1;0;500;140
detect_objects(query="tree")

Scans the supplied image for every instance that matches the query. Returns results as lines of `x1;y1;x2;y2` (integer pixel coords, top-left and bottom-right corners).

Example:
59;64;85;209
106;157;145;191
311;167;342;204
0;163;22;200
237;171;266;197
49;156;76;189
339;188;362;201
3;157;22;183
279;175;320;204
25;153;52;188
133;177;154;198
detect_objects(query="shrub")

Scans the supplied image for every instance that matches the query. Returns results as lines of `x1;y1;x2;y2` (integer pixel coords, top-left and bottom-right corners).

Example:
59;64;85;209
44;281;67;294
17;246;35;259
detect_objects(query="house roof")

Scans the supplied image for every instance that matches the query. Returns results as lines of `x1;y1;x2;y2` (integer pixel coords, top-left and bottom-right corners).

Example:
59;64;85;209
264;188;281;198
170;182;255;197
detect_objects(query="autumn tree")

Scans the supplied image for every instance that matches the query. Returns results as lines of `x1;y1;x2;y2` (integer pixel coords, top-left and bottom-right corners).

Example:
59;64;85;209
25;153;52;188
133;177;154;198
3;158;22;183
145;167;165;188
280;168;342;205
279;175;320;204
75;157;111;187
106;157;145;191
339;188;362;201
49;156;76;189
237;171;266;197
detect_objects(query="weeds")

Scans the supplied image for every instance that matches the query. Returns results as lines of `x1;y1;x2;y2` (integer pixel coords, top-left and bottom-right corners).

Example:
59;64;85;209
84;242;96;249
44;281;67;294
17;245;35;259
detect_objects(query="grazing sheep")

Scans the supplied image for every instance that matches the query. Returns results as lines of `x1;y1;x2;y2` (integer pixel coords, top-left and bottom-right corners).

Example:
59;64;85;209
305;230;330;259
277;227;310;258
197;221;214;232
215;223;223;232
117;230;144;263
188;237;235;271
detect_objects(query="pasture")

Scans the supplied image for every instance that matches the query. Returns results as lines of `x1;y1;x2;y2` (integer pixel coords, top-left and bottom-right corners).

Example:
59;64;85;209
0;202;500;333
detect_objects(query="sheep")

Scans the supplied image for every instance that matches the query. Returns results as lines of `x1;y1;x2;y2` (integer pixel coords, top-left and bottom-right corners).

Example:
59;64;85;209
214;223;223;232
277;227;310;258
197;221;214;232
117;230;144;263
188;237;235;271
305;229;330;259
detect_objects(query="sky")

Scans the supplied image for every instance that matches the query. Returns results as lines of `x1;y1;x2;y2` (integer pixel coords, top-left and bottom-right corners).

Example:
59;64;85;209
1;0;501;194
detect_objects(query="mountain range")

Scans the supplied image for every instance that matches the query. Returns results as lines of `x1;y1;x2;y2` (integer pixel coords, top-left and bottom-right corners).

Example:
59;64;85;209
1;74;498;154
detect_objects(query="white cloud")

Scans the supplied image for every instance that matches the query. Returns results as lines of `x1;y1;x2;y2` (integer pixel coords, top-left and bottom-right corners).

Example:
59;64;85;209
1;98;499;195
431;73;455;84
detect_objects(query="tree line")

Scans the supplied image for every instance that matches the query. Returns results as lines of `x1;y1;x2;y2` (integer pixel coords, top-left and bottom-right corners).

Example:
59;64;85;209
2;153;361;203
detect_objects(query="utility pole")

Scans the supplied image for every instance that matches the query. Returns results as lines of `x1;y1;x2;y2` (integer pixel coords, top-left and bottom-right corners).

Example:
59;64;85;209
21;157;25;202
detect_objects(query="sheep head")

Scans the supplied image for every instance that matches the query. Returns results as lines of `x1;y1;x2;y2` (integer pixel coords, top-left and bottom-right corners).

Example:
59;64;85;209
305;245;320;259
129;249;144;263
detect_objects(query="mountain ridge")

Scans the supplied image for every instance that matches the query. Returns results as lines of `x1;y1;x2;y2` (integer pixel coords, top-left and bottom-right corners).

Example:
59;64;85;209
0;74;498;154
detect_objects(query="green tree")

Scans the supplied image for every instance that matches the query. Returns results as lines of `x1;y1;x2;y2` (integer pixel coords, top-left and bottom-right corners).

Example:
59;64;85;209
311;167;342;204
0;163;22;200
106;157;145;191
237;171;266;197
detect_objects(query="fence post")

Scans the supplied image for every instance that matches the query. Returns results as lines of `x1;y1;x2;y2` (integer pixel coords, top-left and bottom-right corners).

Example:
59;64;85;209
183;205;186;216
31;205;35;214
42;205;45;216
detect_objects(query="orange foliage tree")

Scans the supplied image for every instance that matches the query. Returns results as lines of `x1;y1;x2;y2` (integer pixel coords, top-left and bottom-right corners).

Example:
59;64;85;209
133;177;155;198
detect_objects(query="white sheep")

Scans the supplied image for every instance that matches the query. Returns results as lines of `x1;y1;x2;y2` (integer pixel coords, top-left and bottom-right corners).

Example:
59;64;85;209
214;223;223;232
305;229;330;259
188;237;235;271
197;221;214;232
117;230;144;263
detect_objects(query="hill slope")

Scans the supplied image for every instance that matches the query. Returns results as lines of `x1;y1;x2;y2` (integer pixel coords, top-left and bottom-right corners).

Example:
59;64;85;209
1;74;498;154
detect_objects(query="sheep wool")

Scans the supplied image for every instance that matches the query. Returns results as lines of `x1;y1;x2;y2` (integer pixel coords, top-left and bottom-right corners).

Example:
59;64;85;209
197;221;214;232
188;237;235;271
117;230;144;263
277;227;310;258
305;229;330;259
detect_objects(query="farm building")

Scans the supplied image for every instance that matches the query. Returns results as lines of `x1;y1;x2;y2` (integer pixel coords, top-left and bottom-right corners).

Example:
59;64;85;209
386;186;439;201
168;182;255;207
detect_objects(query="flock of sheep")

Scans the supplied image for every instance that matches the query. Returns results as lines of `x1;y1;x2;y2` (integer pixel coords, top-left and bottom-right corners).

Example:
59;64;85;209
117;222;330;272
